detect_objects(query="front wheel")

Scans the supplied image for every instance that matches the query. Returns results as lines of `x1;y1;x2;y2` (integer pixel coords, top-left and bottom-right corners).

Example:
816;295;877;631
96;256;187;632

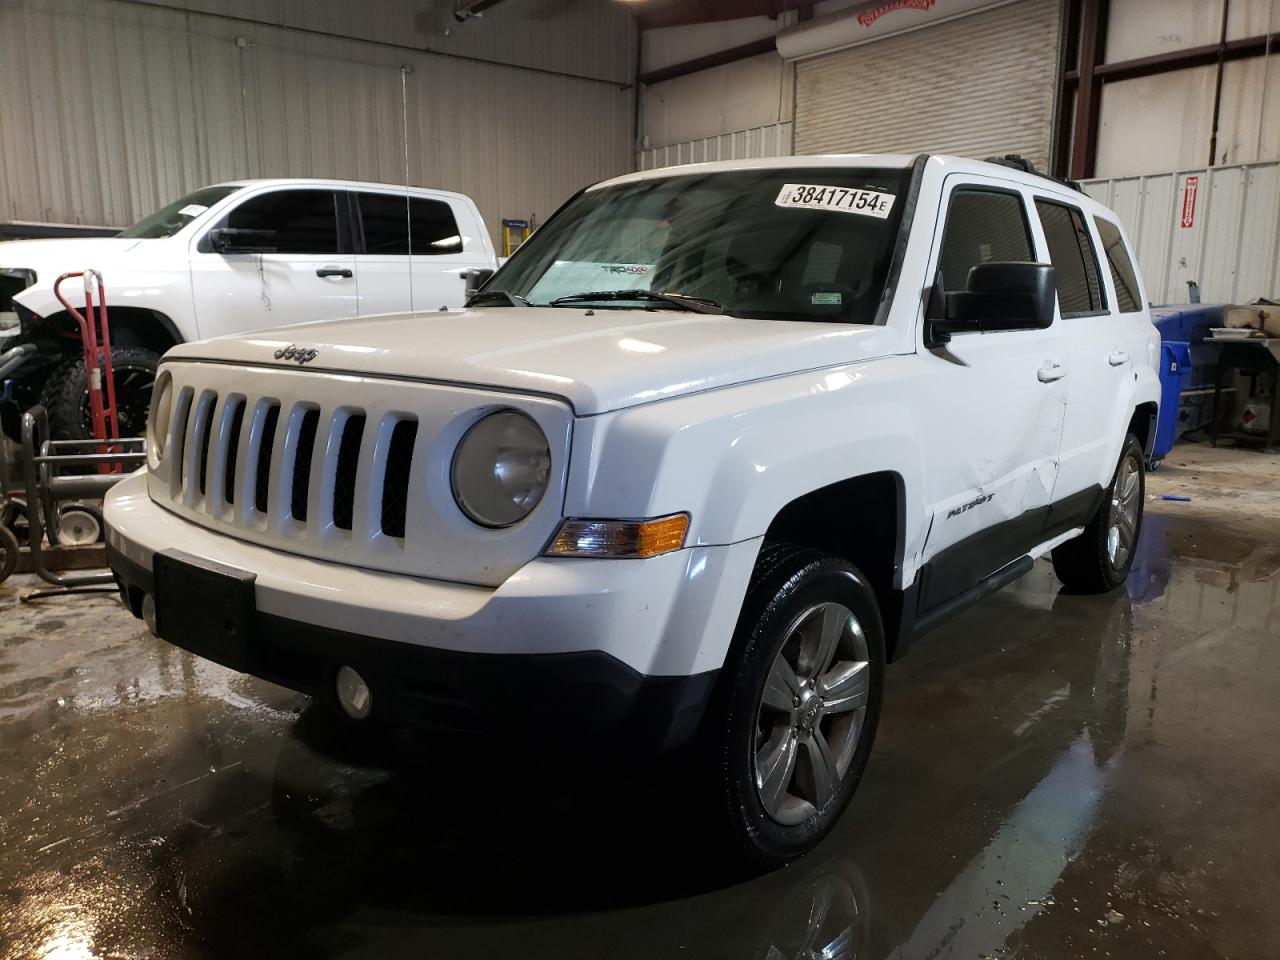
1052;433;1145;593
39;346;159;441
709;544;885;868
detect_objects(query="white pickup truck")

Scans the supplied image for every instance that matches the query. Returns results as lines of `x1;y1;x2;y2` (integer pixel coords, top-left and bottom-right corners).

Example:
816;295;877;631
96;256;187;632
0;179;496;439
104;154;1159;866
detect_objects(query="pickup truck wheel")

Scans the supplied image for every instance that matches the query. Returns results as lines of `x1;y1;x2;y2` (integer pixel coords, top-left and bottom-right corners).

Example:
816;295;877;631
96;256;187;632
39;347;159;441
713;545;885;868
1051;433;1145;593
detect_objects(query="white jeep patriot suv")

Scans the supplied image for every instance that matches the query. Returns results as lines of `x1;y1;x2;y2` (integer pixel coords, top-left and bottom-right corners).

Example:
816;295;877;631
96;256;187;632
0;178;495;439
104;154;1159;866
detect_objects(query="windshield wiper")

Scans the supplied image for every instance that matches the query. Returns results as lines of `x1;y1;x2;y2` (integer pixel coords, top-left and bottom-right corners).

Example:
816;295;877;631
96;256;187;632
548;289;723;314
466;289;530;308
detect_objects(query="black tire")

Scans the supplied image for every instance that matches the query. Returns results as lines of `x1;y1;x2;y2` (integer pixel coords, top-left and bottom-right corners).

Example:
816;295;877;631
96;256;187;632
39;346;159;441
708;543;885;868
1052;433;1146;594
0;522;18;584
0;498;27;545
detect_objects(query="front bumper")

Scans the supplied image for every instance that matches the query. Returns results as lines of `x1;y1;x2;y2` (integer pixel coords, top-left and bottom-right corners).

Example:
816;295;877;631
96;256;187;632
105;471;762;750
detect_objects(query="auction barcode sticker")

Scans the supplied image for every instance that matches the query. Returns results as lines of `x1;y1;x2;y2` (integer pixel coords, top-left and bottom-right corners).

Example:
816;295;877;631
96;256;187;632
775;183;895;219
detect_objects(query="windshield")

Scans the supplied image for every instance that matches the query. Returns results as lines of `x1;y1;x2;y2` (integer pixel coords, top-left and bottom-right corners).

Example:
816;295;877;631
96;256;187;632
490;166;913;323
120;185;242;239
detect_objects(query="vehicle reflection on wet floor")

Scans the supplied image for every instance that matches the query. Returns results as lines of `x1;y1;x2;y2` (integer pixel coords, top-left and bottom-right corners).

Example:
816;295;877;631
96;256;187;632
1;508;1278;959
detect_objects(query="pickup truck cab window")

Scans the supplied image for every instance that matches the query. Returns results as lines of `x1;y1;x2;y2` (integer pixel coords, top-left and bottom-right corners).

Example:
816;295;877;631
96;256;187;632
937;188;1034;294
1034;200;1106;317
356;192;464;255
119;185;241;239
1093;216;1142;312
493;167;912;323
222;189;343;255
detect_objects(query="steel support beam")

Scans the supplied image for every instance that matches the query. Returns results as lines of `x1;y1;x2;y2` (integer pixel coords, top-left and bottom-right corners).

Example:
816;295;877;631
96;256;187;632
640;36;778;86
1068;0;1108;181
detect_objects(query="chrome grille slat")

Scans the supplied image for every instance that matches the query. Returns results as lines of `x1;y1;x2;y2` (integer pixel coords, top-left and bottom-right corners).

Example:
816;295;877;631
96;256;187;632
332;412;366;532
253;402;281;516
223;397;247;507
167;386;194;501
196;392;217;499
290;406;321;523
181;390;216;505
381;418;417;539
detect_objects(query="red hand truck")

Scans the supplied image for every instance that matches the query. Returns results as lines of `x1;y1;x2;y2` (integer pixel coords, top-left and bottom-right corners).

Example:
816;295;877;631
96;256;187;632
52;270;121;471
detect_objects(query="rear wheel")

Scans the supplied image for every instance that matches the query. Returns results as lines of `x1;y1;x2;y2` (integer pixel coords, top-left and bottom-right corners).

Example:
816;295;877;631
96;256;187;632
708;544;885;867
1052;433;1145;593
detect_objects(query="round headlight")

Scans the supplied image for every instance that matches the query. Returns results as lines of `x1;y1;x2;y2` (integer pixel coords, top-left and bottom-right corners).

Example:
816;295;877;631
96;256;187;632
146;372;173;468
451;410;551;527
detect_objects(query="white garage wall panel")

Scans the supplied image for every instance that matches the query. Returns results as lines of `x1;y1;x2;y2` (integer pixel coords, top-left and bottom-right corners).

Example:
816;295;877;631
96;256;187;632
1082;161;1280;304
0;0;636;243
641;51;794;150
793;0;1060;169
637;122;793;171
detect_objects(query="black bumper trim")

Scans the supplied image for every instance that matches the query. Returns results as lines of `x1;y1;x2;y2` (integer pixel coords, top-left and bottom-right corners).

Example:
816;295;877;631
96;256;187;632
108;544;718;754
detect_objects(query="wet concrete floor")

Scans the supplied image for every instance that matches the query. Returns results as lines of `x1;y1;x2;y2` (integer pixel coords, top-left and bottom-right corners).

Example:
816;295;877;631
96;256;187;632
2;490;1279;958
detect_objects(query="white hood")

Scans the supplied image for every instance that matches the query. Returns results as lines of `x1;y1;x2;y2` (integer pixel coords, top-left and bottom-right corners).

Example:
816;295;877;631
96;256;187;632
165;307;905;415
0;237;145;275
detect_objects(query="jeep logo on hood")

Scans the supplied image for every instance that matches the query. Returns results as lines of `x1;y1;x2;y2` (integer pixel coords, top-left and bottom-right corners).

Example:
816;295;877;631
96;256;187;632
274;344;319;365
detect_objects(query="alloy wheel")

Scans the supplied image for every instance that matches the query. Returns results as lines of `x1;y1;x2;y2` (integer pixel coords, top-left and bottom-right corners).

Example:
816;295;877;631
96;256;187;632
1107;453;1141;567
754;601;871;826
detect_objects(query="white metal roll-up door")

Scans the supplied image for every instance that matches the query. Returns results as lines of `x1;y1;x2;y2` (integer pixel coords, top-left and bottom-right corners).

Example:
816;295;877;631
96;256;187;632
794;0;1061;169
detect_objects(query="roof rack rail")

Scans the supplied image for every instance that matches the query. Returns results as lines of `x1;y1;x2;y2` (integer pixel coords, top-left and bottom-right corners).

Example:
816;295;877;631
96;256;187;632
982;154;1084;193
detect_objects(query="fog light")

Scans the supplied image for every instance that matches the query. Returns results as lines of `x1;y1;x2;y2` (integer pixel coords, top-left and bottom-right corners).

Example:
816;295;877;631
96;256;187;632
335;665;373;720
142;593;158;636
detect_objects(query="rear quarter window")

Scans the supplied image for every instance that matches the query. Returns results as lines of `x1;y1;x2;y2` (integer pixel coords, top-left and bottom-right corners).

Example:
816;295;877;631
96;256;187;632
1093;217;1143;312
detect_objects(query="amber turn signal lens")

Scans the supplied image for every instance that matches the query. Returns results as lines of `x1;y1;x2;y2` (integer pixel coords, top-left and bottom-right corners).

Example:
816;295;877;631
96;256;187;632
546;513;690;559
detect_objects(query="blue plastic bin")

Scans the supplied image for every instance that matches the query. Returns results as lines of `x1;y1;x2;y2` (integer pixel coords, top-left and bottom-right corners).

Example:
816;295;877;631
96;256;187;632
1149;304;1226;344
1152;341;1192;463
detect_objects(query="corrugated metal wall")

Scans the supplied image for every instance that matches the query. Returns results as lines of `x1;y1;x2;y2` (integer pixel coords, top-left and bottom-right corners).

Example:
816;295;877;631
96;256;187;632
793;0;1060;170
637;121;793;170
0;0;637;243
1082;161;1280;304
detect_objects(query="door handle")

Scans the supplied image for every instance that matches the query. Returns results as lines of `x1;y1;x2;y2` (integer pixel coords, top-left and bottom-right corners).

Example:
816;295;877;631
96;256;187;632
316;268;353;279
1037;362;1066;383
1108;350;1130;366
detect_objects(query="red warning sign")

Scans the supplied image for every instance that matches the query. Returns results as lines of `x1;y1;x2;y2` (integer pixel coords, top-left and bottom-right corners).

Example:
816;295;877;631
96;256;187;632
1180;175;1198;229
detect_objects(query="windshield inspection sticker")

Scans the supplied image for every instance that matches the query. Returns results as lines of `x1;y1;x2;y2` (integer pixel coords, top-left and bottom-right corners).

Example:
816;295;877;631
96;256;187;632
775;184;895;219
177;204;208;217
811;291;843;305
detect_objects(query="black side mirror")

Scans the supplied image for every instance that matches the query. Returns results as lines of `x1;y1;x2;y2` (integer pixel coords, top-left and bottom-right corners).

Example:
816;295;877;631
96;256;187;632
925;262;1056;346
462;267;495;297
209;227;278;254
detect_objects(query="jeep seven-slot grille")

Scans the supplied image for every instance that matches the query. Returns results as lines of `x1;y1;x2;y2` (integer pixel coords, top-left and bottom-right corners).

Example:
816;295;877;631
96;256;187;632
174;396;418;540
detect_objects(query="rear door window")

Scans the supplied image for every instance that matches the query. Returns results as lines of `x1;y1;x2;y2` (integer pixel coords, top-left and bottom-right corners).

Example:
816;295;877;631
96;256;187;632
357;193;463;255
225;190;341;254
1093;217;1142;312
1034;200;1106;316
937;189;1035;294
